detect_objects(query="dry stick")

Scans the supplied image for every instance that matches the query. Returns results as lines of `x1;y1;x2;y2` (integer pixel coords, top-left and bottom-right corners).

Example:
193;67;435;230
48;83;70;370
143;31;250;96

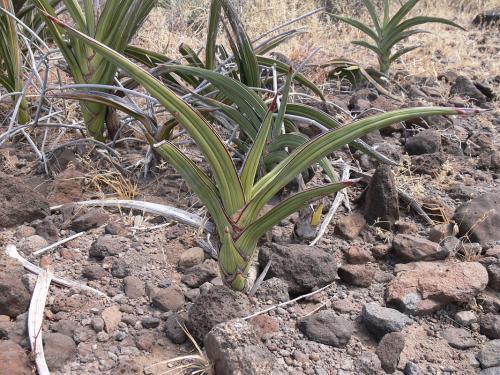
310;162;350;246
33;232;84;257
243;282;335;321
5;245;108;298
50;200;214;233
28;269;52;375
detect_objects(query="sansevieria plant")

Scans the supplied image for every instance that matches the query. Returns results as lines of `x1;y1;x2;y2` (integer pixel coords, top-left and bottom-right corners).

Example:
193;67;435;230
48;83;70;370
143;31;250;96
44;14;481;291
0;0;30;123
31;0;156;140
333;0;464;74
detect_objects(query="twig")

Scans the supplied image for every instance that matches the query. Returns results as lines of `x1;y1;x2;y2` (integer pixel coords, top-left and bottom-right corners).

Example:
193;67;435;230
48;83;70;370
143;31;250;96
28;269;52;375
242;282;335;320
310;163;350;246
33;232;84;257
248;255;272;297
5;245;107;298
50;199;214;233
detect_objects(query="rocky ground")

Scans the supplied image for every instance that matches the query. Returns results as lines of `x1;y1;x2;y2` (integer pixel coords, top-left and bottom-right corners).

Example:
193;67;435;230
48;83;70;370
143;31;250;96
1;8;500;375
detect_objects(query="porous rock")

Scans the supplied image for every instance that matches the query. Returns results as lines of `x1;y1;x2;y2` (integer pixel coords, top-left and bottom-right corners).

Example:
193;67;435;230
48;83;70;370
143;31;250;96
386;261;488;315
259;243;337;295
188;286;252;340
204;319;273;375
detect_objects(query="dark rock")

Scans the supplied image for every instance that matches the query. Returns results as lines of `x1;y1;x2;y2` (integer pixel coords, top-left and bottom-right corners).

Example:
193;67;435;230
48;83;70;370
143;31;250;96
345;245;374;264
441;327;476;349
335;211;366;240
479;367;500;375
338;264;375;287
43;332;77;370
50;319;78;337
178;247;205;270
259;243;337;295
35;217;59;241
165;313;187;344
376;332;405;373
141;317;160;329
0;173;50;228
410;153;445;175
254;277;290;303
204;319;274;375
392;234;449;262
81;264;109;280
181;259;218;288
480;313;500;339
250;315;279;336
387;261;488;315
151;286;185;312
0;256;30;318
473;9;500;27
89;235;129;258
136;332;155;352
20;235;48;253
355;351;384;375
450;76;489;104
69;208;109;232
362;302;413;340
405;130;441;155
104;222;127;235
429;223;456;243
488;263;500;291
187;286;252;340
297;310;353;347
293;206;317;241
453;193;500;245
404;361;424;375
361;165;399;230
477;340;500;369
0;340;32;375
111;258;130;278
123;276;145;298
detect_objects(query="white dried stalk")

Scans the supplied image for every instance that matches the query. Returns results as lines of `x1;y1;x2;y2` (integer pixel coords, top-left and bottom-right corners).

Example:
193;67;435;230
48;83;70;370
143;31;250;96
50;200;213;233
28;269;52;375
5;245;107;299
310;163;351;246
33;232;84;257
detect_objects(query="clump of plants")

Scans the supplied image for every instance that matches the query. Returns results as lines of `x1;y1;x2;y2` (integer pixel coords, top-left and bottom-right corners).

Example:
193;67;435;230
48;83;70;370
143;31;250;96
332;0;464;74
43;12;478;291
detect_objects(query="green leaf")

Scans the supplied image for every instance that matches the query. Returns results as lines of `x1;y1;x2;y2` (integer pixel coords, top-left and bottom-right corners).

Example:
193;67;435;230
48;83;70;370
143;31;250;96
384;0;419;31
221;0;260;87
156;64;267;134
219;228;247;290
241;107;461;225
331;14;378;42
45;14;246;214
272;66;293;138
383;0;390;26
390;45;420;62
362;0;382;34
237;181;353;247
154;141;230;236
254;29;305;55
179;43;205;68
206;0;222;70
240;99;277;197
352;40;382;56
257;56;325;101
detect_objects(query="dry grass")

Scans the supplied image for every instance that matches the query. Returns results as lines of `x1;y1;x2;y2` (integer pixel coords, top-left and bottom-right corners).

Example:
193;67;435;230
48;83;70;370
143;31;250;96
135;0;500;89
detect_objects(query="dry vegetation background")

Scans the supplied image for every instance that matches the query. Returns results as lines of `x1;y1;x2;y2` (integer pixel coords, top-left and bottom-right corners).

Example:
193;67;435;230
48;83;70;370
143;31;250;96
135;0;499;92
